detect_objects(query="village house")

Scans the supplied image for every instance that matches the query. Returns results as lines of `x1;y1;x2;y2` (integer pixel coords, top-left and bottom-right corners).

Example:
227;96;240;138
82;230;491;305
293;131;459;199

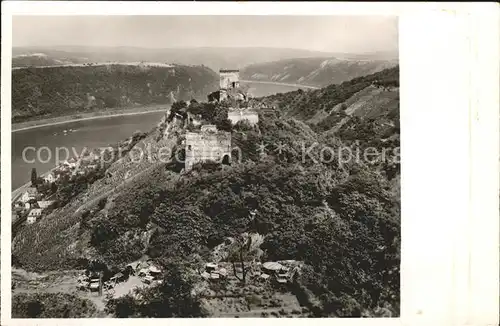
27;208;43;224
87;152;100;161
62;158;78;169
228;108;259;126
259;107;278;119
21;187;38;203
201;262;228;281
37;200;55;209
136;264;163;284
44;173;56;184
252;261;303;284
72;169;86;177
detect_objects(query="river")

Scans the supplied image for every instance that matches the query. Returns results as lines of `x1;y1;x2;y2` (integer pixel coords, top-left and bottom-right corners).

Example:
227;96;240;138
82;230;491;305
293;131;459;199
12;111;165;190
11;82;305;190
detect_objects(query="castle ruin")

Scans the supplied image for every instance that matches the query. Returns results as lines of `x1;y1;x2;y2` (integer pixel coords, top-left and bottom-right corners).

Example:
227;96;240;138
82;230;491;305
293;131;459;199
219;69;240;90
179;69;272;171
185;124;232;171
218;69;259;126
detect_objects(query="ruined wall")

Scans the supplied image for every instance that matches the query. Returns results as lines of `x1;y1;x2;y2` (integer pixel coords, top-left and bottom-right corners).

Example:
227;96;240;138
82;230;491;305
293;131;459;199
228;110;259;125
185;126;232;170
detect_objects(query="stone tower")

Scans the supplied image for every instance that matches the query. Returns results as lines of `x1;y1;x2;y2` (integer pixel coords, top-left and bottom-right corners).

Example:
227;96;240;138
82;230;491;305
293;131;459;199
219;69;240;101
219;69;240;89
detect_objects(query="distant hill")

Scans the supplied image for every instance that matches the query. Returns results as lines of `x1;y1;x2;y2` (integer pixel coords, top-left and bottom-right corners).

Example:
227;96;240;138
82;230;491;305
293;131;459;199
12;53;83;68
241;57;398;87
12;46;341;71
12;64;219;123
259;66;399;119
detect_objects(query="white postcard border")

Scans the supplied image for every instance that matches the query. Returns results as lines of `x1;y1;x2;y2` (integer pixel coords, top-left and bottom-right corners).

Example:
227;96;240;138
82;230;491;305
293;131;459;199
1;2;499;326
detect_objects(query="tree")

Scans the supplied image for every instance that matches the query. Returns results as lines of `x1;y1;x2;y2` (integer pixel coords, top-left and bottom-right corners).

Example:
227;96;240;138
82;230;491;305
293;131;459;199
50;182;58;194
171;100;187;113
26;300;43;318
31;168;38;186
108;295;136;318
227;233;264;284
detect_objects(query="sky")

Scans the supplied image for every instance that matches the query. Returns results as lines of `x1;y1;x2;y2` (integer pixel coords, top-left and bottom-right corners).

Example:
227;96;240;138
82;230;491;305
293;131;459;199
13;15;398;54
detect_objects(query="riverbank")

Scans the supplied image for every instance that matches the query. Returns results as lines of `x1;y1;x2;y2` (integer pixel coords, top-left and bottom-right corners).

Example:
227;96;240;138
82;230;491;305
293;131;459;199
12;105;169;132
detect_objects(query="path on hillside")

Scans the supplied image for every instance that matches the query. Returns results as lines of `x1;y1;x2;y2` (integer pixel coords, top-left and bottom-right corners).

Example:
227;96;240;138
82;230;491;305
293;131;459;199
240;79;319;90
74;161;168;214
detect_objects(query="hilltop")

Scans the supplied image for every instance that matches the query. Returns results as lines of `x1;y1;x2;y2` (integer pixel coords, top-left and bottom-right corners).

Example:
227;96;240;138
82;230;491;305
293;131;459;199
12;46;340;71
12;64;218;123
12;52;82;68
12;67;400;318
241;57;397;88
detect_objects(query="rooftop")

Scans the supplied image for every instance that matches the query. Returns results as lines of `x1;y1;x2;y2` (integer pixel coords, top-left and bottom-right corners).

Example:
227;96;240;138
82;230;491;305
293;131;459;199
38;200;55;204
26;187;38;195
220;69;239;73
200;124;218;133
262;262;285;271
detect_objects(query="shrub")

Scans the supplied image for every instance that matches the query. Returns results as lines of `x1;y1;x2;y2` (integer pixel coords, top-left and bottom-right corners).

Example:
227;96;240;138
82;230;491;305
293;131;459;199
12;293;97;318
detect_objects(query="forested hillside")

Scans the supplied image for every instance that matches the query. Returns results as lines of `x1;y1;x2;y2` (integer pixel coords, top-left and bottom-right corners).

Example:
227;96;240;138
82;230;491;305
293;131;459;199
12;67;400;317
12;64;219;122
241;57;397;87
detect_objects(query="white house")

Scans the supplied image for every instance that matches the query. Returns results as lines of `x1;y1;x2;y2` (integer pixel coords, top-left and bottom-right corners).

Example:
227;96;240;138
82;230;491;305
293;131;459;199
87;164;98;170
27;208;43;224
21;187;38;203
37;200;55;209
86;152;100;162
228;109;259;126
63;158;78;169
44;173;56;183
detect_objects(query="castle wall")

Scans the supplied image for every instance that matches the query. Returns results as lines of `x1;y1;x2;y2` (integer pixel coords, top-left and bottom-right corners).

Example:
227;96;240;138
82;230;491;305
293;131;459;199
228;110;259;125
185;127;232;170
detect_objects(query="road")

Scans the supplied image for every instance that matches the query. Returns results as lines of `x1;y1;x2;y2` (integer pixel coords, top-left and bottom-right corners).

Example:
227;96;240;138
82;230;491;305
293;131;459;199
240;79;319;90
